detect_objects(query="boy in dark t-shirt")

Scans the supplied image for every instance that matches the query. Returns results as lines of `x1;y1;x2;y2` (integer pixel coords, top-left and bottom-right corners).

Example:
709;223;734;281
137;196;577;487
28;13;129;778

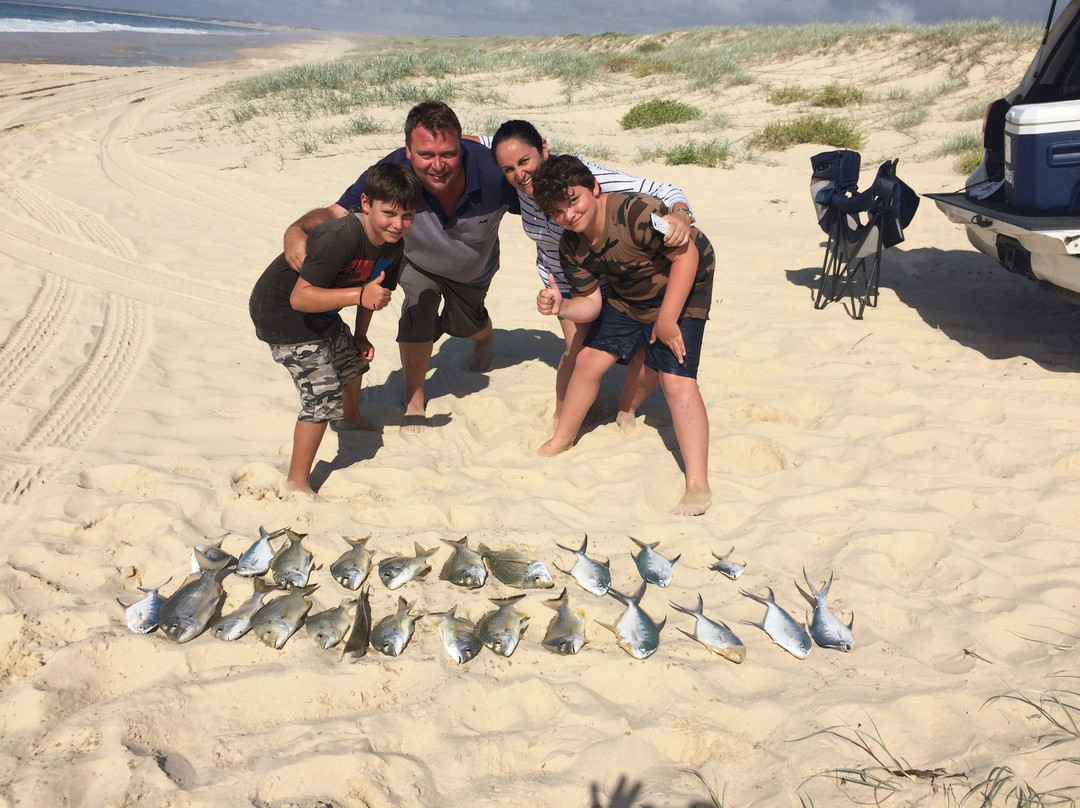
249;163;422;494
532;154;715;516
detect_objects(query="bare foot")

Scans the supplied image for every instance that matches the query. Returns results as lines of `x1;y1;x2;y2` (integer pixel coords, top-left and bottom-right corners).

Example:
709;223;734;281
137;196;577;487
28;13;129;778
671;486;712;516
332;415;378;432
616;410;637;434
538;436;573;456
400;413;428;434
285;479;317;499
468;335;494;372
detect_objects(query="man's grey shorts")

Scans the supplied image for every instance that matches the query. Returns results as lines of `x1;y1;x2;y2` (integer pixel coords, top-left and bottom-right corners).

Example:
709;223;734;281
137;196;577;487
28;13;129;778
396;261;491;343
270;322;369;423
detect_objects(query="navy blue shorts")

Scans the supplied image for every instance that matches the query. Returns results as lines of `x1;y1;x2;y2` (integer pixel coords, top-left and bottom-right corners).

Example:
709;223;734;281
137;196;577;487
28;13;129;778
584;303;705;379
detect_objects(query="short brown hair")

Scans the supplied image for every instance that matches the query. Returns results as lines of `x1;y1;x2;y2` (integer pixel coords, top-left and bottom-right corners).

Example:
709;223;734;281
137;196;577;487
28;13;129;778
364;162;423;211
404;101;462;145
532;154;596;219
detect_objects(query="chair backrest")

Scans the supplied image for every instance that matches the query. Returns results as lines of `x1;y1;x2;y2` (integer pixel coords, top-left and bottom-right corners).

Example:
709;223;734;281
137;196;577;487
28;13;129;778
811;150;863;235
868;159;920;248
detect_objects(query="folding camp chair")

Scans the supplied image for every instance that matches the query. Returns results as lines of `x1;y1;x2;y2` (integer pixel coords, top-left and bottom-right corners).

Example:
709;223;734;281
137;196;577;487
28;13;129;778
810;150;919;319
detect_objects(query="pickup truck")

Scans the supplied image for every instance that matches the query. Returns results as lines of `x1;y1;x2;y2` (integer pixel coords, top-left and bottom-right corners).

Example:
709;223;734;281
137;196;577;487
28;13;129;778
927;0;1080;302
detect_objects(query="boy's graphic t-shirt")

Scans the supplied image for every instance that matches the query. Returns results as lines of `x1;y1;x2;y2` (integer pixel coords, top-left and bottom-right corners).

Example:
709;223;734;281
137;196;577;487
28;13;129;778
250;213;404;345
559;192;714;324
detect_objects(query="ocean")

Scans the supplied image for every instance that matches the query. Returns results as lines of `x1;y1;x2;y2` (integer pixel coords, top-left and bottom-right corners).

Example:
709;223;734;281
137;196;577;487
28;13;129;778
0;1;314;66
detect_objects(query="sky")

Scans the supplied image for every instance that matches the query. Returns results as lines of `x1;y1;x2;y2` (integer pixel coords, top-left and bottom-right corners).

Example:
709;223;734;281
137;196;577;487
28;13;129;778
22;0;1063;37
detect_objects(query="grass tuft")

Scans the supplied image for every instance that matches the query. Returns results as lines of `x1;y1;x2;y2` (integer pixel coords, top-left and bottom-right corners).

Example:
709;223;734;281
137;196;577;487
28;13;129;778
769;85;812;105
811;83;867;108
621;98;704;130
748;114;864;151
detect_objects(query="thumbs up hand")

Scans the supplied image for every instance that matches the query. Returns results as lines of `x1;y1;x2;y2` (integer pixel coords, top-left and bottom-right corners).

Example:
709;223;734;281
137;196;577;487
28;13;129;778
536;272;562;317
362;274;392;311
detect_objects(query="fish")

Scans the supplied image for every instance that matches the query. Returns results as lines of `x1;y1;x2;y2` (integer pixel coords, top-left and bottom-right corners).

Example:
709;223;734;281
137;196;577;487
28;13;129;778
117;577;171;634
370;596;419;657
429;606;483;664
252;583;317;649
306;600;356;650
709;547;745;580
211;577;278;641
478;544;554;589
669;594;745;663
601;583;665;660
795;569;855;652
330;536;376;590
554;534;611;597
541;588;586;655
629;537;680;587
269;529;314;588
377;543;438;590
189;534;237;575
158;550;231;643
236;525;286;577
439;536;487;589
740;587;812;660
342;587;372;659
477;594;529;657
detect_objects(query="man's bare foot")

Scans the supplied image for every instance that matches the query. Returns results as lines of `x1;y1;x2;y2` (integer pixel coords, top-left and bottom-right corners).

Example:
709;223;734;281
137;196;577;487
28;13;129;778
468;335;494;372
332;415;378;432
285;479;317;499
538;436;573;456
616;410;637;434
400;413;428;434
671;486;711;516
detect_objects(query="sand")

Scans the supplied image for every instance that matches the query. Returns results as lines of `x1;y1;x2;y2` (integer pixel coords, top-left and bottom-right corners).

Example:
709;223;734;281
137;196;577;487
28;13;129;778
2;28;1080;808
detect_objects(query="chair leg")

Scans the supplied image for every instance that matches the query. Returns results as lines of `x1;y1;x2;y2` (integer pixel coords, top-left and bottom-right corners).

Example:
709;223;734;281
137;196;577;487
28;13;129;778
814;221;845;310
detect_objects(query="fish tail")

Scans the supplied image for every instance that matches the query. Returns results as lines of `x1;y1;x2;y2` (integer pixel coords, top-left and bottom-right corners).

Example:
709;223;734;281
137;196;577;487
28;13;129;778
489;594;527;606
544;588;569;610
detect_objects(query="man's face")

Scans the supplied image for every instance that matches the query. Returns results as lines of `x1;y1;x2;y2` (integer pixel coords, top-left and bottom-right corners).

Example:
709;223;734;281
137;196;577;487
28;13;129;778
405;125;462;194
548;183;601;235
361;195;416;245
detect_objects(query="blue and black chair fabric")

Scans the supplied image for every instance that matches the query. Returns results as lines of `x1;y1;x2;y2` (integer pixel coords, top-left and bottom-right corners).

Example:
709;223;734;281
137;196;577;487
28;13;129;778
810;150;919;319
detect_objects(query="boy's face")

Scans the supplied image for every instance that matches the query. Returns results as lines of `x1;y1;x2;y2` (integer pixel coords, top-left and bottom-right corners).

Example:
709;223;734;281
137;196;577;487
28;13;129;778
360;195;416;245
548;182;601;235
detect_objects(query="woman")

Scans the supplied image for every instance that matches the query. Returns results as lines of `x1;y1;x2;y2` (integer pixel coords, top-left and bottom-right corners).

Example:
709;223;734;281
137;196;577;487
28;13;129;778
488;119;698;430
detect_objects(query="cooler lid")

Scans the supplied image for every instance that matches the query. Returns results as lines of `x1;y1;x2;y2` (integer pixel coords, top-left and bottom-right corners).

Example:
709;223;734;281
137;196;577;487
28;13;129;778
1006;99;1080;128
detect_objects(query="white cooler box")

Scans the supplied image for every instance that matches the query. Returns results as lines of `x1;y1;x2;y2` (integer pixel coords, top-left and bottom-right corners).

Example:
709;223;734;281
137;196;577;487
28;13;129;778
1005;99;1080;214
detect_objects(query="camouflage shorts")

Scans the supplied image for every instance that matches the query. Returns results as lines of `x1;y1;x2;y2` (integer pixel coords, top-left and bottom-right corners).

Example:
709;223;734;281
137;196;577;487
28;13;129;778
270;324;369;423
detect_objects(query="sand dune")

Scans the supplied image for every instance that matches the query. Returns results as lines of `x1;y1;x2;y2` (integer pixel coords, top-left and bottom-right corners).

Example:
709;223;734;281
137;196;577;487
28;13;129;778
2;28;1080;808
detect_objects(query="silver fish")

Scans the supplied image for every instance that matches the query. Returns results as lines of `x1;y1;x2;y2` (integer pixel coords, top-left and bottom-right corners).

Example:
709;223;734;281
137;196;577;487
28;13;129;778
709;547;745;580
554;534;611;597
740;587;812;660
269;529;314;588
236;526;285;577
377;543;437;590
211;577;278;641
306;600;356;650
542;588;586;655
439;536;487;589
342;587;372;659
669;594;745;663
189;534;237;575
602;583;665;660
477;594;529;657
796;569;855;652
479;544;554;589
429;606;483;664
330;536;375;590
370;596;419;657
252;583;317;649
158;550;230;643
117;577;171;634
630;537;680;588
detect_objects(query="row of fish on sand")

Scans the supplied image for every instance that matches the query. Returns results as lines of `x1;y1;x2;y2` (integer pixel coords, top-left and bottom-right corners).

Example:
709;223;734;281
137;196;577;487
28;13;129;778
117;528;855;662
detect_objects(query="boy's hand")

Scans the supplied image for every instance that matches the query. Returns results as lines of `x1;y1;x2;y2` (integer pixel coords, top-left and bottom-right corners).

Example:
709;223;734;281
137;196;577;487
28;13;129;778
660;211;692;248
537;272;562;316
650;318;685;364
362;275;392;311
354;334;375;361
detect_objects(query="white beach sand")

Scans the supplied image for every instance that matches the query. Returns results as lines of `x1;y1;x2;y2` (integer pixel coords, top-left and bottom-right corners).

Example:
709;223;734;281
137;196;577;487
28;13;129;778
2;29;1079;808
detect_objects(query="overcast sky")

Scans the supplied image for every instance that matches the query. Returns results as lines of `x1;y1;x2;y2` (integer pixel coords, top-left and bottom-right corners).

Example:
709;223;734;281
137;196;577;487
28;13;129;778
29;0;1061;36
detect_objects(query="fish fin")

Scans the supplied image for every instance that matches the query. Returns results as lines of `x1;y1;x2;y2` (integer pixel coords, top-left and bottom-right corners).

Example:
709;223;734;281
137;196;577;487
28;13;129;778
553;562;571;575
677;627;697;642
656;617;666;633
596;621;616;636
193;547;232;573
442;536;469;548
344;535;371;547
668;599;695;616
739;588;768;606
252;577;277;594
794;580;816;606
847;612;855;631
117;597;130;609
489;594;527;606
544;588;569;610
822;570;834;599
740;619;765;631
627;535;656;550
670;554;682;566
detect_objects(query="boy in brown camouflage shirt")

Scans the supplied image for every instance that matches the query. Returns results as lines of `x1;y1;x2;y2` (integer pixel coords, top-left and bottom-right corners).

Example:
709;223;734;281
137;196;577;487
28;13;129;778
533;154;715;516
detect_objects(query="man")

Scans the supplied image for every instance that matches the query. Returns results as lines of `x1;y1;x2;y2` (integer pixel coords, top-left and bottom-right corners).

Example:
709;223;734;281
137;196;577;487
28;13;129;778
284;101;519;431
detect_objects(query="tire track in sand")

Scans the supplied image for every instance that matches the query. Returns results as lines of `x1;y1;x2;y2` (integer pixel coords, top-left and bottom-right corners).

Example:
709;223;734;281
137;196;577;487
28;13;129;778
0;274;81;403
0;294;151;504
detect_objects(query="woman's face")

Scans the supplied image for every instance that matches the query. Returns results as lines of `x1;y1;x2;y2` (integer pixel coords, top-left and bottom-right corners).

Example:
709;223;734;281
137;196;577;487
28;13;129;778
494;137;549;196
